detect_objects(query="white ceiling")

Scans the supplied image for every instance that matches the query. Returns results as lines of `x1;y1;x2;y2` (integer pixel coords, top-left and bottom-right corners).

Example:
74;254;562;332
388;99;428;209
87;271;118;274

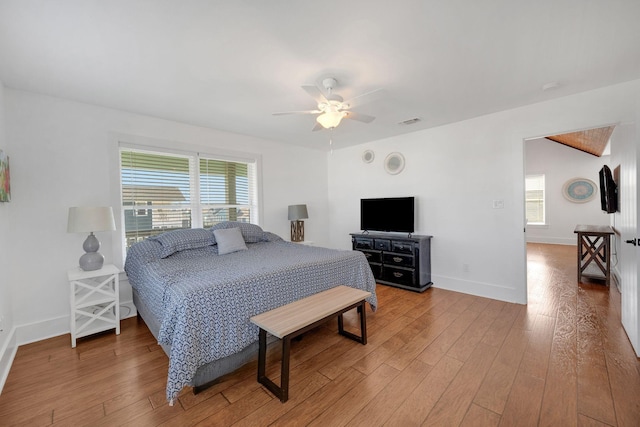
1;0;639;151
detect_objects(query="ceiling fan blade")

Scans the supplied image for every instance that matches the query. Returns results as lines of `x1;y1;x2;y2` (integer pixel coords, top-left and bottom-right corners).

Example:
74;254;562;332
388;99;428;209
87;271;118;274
301;84;329;104
343;88;384;108
344;111;376;123
272;110;321;116
311;122;324;132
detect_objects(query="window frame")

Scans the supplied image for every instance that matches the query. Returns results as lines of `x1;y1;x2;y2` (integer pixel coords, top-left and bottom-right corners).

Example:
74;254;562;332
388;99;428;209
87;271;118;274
113;138;262;264
525;173;546;226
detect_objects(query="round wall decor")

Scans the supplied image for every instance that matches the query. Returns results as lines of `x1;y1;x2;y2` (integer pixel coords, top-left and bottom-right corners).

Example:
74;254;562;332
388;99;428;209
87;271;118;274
562;178;596;203
362;149;375;163
384;152;405;175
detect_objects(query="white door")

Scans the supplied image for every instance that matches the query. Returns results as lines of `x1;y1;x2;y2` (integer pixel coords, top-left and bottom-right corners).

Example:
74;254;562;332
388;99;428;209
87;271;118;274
613;121;639;355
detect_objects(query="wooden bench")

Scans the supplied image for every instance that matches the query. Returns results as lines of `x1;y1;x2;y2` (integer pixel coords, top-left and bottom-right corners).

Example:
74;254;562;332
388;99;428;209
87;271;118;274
250;285;371;402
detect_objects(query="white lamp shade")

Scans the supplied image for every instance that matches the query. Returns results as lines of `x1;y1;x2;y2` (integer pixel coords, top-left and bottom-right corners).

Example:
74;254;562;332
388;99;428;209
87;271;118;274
67;206;116;233
288;204;308;220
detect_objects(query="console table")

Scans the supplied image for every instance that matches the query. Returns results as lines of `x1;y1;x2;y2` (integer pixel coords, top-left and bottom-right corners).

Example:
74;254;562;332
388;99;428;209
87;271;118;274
574;225;614;286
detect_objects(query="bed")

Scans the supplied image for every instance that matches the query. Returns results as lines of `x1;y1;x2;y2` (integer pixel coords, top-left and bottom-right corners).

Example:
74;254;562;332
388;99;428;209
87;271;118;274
124;222;378;403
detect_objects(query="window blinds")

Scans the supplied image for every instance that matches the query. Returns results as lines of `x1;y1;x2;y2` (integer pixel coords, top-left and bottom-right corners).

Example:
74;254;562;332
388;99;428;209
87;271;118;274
525;174;545;225
199;157;254;228
120;147;257;249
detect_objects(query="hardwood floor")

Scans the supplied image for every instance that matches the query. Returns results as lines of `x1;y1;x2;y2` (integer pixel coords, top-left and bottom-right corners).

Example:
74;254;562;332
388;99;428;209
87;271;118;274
1;243;639;426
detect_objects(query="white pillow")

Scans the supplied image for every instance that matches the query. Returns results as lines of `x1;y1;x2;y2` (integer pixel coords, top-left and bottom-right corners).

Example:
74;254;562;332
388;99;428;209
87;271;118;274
213;227;248;255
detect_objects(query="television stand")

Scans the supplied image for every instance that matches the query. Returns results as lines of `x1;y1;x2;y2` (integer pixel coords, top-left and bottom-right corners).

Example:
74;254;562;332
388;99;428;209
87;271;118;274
350;232;433;292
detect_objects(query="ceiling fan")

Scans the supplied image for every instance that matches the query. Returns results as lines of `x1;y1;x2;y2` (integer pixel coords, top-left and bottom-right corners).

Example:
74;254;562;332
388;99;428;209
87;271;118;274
273;77;380;131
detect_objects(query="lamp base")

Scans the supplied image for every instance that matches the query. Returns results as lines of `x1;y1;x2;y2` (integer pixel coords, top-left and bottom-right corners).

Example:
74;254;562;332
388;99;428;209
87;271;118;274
290;220;305;242
79;232;104;271
79;251;104;271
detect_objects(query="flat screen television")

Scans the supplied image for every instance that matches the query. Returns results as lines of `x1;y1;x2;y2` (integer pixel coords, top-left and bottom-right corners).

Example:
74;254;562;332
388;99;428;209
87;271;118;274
360;197;415;233
599;165;618;213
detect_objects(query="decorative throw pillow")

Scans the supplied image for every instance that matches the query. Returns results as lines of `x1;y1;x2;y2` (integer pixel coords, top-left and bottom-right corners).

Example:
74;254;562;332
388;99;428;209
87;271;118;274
213;227;248;255
261;231;285;242
150;228;214;258
210;221;265;243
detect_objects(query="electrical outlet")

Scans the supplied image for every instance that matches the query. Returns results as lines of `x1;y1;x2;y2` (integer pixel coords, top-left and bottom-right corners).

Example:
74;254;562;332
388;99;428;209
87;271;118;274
492;200;505;209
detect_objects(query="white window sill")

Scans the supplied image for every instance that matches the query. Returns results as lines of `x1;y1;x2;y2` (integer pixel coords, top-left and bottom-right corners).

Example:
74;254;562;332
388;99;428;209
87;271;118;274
527;223;549;229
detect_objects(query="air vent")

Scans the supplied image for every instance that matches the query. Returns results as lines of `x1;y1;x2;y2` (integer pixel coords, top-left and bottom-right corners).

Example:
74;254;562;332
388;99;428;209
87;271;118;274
398;117;421;125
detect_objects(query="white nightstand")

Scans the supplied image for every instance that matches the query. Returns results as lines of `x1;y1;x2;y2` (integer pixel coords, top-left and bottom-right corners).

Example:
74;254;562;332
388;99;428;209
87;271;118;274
67;264;120;348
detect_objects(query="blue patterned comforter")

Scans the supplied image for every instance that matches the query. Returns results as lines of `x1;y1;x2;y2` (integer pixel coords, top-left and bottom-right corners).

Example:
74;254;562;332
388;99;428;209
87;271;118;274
125;230;377;402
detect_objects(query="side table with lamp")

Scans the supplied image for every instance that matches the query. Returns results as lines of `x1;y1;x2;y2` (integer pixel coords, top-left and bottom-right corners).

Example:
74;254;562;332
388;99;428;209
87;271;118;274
66;206;120;347
288;204;308;243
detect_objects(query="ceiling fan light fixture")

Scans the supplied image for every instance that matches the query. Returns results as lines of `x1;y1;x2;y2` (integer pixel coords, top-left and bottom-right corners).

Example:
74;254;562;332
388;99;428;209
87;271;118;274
316;111;346;129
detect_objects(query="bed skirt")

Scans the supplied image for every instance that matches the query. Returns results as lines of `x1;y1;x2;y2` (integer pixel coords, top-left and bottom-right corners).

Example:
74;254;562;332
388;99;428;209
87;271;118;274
133;289;261;392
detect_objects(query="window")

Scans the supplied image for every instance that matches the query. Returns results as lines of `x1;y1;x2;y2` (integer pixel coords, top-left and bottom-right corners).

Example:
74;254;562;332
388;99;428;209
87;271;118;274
525;174;545;225
120;146;258;249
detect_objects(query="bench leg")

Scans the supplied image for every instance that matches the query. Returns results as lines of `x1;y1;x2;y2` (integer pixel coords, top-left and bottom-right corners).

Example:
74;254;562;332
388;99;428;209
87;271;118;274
257;328;291;403
338;301;367;344
257;299;368;403
280;337;290;402
257;328;267;385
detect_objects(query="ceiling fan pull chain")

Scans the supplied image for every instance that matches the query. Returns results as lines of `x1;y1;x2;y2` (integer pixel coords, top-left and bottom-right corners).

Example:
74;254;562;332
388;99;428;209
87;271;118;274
329;129;333;155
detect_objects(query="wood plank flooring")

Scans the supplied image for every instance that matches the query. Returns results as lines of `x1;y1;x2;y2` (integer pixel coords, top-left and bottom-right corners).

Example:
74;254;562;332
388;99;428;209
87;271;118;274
1;243;639;426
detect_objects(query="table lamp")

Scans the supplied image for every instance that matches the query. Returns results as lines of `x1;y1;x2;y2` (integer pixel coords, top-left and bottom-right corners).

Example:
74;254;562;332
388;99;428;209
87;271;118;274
67;206;116;271
288;204;308;242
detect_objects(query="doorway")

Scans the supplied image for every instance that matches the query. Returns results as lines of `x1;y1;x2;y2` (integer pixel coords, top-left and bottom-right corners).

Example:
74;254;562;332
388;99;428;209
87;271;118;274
523;123;640;357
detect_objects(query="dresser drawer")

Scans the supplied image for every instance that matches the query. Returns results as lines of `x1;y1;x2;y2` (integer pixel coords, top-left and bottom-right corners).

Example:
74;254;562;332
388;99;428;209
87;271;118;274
391;241;414;254
382;252;414;268
353;237;374;250
373;239;391;251
361;250;382;263
382;267;416;287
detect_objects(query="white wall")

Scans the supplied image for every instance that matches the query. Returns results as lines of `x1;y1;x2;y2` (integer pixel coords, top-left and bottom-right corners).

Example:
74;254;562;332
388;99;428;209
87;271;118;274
0;82;17;392
4;88;329;345
328;79;640;304
525;137;611;245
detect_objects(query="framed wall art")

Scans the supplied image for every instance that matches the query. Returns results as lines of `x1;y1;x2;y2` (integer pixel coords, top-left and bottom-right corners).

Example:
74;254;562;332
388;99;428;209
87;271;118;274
562;177;595;203
0;150;10;202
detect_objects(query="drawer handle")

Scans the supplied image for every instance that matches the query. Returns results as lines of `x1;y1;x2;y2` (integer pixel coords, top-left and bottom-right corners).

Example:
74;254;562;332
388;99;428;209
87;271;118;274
393;257;403;263
393;272;403;278
365;253;372;258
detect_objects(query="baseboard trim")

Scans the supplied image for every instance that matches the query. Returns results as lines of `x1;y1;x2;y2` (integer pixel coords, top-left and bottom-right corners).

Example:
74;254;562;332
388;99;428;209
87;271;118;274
431;275;526;304
0;326;17;395
0;299;138;395
526;237;576;245
14;299;137;347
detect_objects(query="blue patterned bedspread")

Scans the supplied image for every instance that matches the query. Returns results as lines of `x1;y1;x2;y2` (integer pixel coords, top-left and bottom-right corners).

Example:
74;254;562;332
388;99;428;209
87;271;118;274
125;235;377;402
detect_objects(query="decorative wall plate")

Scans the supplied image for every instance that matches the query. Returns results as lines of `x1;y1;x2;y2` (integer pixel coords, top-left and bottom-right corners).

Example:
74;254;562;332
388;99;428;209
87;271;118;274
384;152;405;175
362;149;375;163
562;178;596;203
